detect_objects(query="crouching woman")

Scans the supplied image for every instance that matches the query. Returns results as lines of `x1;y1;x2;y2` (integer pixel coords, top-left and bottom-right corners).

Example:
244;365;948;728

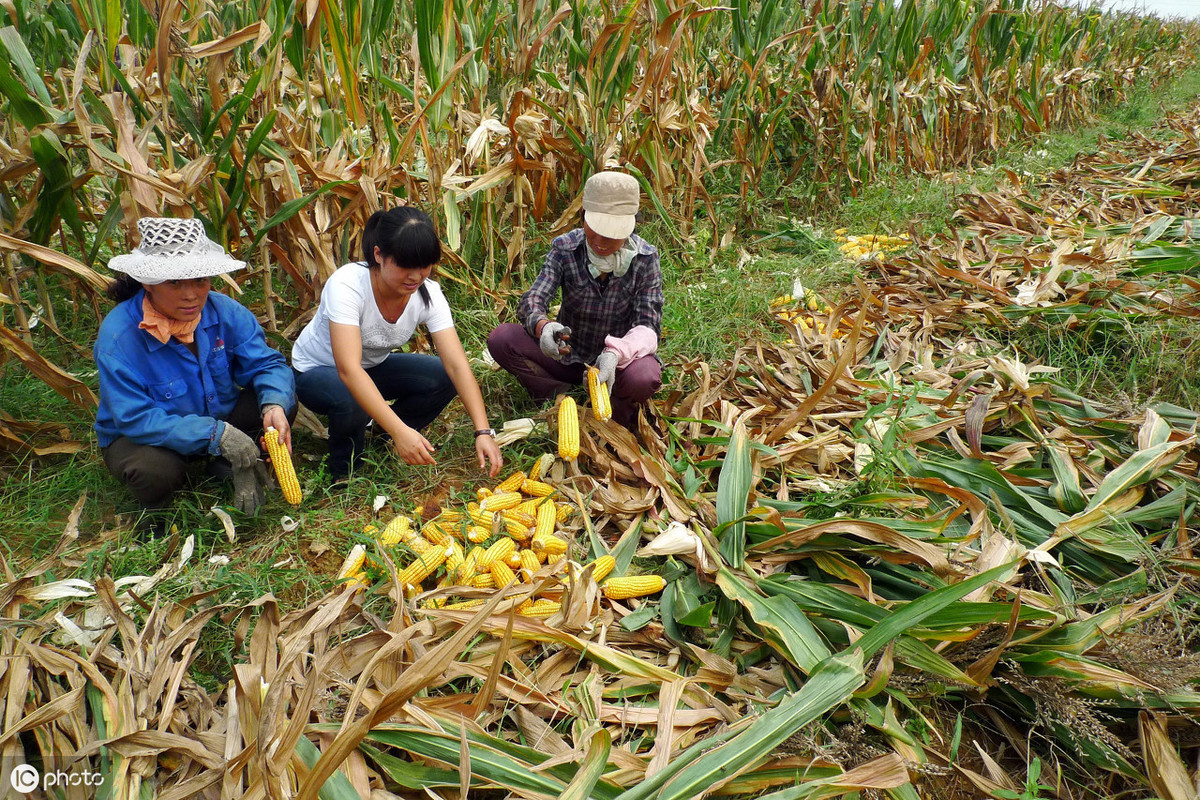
95;218;296;521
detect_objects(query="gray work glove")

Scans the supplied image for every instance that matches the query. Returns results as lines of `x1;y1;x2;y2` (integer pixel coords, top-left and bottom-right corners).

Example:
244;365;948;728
594;349;618;388
232;462;270;516
219;425;266;515
538;322;572;360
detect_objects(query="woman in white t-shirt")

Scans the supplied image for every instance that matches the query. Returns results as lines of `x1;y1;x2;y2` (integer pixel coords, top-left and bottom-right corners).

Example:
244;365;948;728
292;207;503;482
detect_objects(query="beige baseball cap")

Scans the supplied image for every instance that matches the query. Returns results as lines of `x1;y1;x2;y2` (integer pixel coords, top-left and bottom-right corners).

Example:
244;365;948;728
582;171;640;240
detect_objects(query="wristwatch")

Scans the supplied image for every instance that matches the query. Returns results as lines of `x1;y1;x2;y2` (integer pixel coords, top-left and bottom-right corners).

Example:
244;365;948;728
474;428;496;438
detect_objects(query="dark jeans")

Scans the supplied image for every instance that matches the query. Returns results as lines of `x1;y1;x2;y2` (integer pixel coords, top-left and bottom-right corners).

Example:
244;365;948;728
101;389;296;510
486;323;661;430
294;353;457;479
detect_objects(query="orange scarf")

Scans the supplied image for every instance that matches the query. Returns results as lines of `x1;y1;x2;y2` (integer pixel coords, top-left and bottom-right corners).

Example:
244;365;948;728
138;296;202;344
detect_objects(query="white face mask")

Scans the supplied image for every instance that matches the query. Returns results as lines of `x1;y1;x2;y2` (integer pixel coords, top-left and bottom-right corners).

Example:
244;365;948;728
586;238;638;279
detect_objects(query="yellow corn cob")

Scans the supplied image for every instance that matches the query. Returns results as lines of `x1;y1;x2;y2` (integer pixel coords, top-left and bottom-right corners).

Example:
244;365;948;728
480;491;522;512
378;515;414;547
502;509;536;529
602;575;666;600
407;536;432;554
421;597;446;609
514;498;541;517
496;470;527;493
343;570;369;591
555;503;575;523
437;509;463;523
473;573;496;589
444;541;465;575
519;599;562;618
477;537;516;569
530;452;555;481
456;548;481;584
477;487;492;501
505;550;523;568
533;534;568;556
490;560;517;587
469;508;495;527
445;599;485;610
264;427;302;504
587;366;612;422
535;501;556;540
590;555;616;583
362;523;379;536
519;549;541;578
520;479;556;497
337;545;367;580
397;544;452;589
421;522;450;545
465;525;491;544
504;518;533;542
558;396;579;460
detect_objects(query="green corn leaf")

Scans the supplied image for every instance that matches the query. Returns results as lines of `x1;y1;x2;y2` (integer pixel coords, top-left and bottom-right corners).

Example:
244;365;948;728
560;728;612;800
717;567;829;672
294;736;367;800
715;419;753;568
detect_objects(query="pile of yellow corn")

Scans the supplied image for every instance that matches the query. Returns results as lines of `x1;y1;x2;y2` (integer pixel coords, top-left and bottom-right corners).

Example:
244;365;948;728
334;454;665;616
768;289;849;339
832;230;910;261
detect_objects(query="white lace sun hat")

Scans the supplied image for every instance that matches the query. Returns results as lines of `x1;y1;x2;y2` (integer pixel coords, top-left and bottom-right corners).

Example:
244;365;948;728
109;218;245;284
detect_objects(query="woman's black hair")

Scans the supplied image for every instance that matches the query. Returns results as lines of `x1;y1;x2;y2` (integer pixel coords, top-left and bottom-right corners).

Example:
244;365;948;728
106;273;143;303
361;206;441;307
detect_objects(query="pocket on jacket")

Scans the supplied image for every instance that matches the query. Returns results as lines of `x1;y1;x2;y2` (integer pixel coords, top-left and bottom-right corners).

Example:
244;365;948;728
150;378;189;401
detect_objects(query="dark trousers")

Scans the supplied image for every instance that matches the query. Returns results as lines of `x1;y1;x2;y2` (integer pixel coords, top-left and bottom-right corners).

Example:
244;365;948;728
486;323;661;430
293;353;457;479
101;389;295;510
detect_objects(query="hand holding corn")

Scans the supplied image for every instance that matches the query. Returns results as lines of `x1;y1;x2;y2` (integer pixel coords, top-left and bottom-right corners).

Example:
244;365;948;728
260;404;292;452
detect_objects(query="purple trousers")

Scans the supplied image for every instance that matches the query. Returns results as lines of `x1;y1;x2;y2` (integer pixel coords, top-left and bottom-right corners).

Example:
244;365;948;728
487;323;661;429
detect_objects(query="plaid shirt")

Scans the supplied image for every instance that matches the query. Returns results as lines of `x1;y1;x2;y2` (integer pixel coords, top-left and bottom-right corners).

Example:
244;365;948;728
519;229;663;366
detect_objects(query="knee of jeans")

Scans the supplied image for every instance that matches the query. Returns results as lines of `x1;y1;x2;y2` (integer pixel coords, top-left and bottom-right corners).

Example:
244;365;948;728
327;397;369;428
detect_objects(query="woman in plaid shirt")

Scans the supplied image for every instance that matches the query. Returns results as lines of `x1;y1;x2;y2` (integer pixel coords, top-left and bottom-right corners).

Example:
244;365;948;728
488;172;663;430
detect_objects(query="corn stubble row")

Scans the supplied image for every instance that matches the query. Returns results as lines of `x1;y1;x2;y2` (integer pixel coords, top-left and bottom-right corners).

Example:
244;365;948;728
337;455;664;614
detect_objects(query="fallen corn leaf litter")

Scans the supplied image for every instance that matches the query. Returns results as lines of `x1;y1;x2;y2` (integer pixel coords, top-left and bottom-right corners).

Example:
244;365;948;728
6;110;1200;800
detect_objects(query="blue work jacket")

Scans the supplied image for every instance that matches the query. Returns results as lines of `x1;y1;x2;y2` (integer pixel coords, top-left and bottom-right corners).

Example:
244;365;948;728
94;289;294;454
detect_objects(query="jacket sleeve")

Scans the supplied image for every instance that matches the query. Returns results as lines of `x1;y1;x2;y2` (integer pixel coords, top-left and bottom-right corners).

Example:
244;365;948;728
222;301;295;412
96;347;225;455
518;247;566;337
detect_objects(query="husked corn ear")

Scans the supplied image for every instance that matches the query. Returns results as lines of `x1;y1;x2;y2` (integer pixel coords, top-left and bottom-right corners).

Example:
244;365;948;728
555;503;575;523
407;536;432;554
533;533;568;556
490;560;517;587
602;575;666;600
520;479;555;497
397;545;451;589
519;549;541;577
503;518;533;542
477;488;492;501
587;366;612;422
519;599;562;618
480;491;522;512
467;501;480;515
535;501;556;539
530;453;555;481
477;537;516;569
465;525;491;544
514;498;541;517
496;470;526;493
505;551;523;569
473;573;496;589
264;427;302;504
444;541;465;574
421;597;446;609
378;515;413;546
338;545;367;580
422;522;450;545
362;523;379;536
590;555;616;583
558;396;579;461
445;599;484;610
437;509;463;523
456;548;481;584
469;508;495;527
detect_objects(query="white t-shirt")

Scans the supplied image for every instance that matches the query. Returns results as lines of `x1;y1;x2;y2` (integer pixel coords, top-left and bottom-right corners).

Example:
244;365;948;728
292;263;455;372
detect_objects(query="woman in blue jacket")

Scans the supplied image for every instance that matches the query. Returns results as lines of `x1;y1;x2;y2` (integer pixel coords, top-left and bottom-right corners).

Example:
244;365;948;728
94;218;295;521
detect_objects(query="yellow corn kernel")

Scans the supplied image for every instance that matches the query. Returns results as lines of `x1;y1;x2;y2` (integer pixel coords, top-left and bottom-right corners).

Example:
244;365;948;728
533;534;568;557
337;545;367;580
378;515;414;547
465;525;491;544
530;452;555;481
480;491;522;512
587;366;612;422
519;549;541;578
421;597;446;609
496;470;527;493
406;536;432;554
469;508;495;528
477;537;516;569
590;555;616;583
490;560;517;587
519;599;562;618
264;427;302;504
602;575;666;600
558;396;579;461
445;599;485;610
521;479;556;498
555;503;575;524
422;521;450;545
397;545;452;590
534;501;556;540
473;573;496;589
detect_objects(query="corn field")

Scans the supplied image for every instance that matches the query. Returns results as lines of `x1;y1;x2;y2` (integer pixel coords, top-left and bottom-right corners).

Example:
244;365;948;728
4;0;1200;798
